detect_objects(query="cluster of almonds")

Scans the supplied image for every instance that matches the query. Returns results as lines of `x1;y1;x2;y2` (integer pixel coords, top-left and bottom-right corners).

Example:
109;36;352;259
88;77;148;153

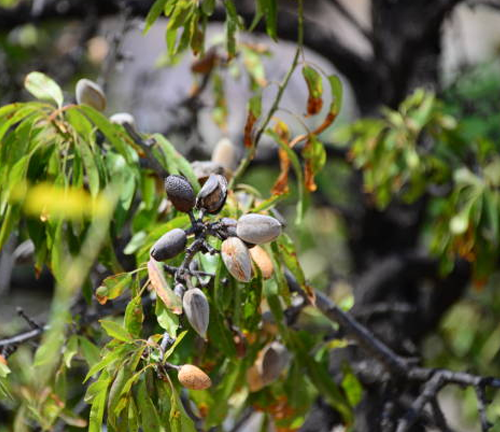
149;174;283;339
76;77;287;392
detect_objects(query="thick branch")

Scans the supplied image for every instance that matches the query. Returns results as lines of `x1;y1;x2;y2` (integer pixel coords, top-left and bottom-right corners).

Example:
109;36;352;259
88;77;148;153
315;290;410;376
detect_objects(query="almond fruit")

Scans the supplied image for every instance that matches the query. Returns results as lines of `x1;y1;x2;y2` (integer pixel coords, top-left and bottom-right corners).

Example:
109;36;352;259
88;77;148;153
178;364;212;390
221;237;252;282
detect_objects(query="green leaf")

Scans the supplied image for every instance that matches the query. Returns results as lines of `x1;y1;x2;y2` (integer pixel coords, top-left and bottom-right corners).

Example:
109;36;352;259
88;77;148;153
328;75;343;117
124;231;147;255
153;134;200;192
84;344;133;383
207;302;237;358
128;394;140;432
100;320;134;343
144;0;168;33
78;140;101;197
289;332;352;422
303;66;323;99
156;299;179;337
108;366;133;426
0;205;18;250
125;295;144;338
168;383;182;432
0;361;11;378
163;330;187;361
201;0;215;15
205;361;244;426
88;371;111;432
117;367;145;407
0;378;12;400
24;72;63;107
79;337;101;368
78;105;132;162
241;276;263;331
341;364;363;407
277;234;307;288
63;335;79;368
225;0;239;57
137;377;161;432
260;0;277;40
249;0;265;31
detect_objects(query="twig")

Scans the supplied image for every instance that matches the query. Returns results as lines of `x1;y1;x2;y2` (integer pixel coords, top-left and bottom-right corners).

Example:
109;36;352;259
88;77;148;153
16;307;43;330
396;373;444;432
229;407;254;432
159;331;175;362
163;264;214;279
180;390;206;432
175;237;206;283
228;0;304;189
123;122;168;178
352;302;416;319
315;290;410;376
0;295;154;356
0;327;47;350
306;284;500;428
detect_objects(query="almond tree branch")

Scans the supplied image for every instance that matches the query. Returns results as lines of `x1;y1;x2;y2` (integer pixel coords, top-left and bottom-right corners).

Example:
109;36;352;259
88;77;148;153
312;287;500;429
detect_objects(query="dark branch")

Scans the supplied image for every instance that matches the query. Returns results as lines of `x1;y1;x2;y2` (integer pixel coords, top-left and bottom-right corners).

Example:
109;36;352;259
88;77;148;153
395;373;444;432
315;290;410;376
123;122;169;178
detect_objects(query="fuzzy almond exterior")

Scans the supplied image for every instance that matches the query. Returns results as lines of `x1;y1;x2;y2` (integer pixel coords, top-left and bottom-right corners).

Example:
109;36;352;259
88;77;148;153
183;288;209;338
236;214;282;245
250;246;274;279
221;237;252;282
75;78;106;111
178;364;212;390
211;137;235;171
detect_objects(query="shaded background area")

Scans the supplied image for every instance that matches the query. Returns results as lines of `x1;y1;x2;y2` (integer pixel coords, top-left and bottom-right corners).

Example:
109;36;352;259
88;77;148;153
1;1;500;431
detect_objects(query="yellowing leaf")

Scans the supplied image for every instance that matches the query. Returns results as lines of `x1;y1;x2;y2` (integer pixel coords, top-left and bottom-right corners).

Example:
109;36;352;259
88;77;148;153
147;259;182;314
96;273;132;305
302;135;326;192
244;94;262;148
24;71;63;107
302;66;323;116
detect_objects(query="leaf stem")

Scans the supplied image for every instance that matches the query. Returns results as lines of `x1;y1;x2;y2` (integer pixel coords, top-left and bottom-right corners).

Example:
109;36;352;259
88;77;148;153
228;0;304;189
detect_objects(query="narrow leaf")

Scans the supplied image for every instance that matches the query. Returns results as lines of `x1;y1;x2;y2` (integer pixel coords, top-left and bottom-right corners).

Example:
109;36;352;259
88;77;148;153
148;259;183;314
144;0;168;33
24;72;63;107
100;320;134;343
